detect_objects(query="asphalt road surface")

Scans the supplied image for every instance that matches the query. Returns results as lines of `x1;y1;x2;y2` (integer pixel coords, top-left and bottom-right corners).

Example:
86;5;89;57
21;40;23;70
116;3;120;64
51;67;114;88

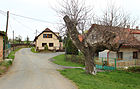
0;48;77;89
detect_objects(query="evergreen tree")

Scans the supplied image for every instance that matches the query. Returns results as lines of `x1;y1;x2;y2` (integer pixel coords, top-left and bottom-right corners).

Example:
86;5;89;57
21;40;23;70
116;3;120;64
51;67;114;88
65;36;78;55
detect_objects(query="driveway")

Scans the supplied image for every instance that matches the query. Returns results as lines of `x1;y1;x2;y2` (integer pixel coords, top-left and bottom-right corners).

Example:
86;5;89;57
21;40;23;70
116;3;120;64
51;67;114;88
0;48;77;89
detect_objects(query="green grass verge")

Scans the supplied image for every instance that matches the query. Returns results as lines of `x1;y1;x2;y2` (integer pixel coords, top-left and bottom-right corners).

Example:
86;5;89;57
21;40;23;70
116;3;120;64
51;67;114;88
0;60;14;75
53;54;84;67
7;48;22;59
0;48;21;75
31;47;38;53
59;68;140;89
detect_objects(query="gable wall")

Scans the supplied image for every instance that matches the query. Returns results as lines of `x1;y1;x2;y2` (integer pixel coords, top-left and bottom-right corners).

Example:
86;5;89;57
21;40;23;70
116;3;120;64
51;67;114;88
109;48;140;60
36;32;60;50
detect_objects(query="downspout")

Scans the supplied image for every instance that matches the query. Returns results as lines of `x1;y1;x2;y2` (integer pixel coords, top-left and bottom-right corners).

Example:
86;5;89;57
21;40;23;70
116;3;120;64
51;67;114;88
107;50;110;65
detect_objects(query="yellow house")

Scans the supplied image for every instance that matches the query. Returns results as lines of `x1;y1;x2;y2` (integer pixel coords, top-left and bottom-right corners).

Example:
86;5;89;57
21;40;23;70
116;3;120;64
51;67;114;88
34;28;63;51
0;32;5;61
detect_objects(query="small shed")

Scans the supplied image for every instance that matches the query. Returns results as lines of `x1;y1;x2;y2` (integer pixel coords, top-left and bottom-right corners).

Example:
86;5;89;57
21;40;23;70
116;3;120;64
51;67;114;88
99;50;110;58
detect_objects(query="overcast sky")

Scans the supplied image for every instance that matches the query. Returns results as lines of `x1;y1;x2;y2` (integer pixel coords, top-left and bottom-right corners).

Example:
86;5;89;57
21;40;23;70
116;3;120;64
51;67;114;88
0;0;140;41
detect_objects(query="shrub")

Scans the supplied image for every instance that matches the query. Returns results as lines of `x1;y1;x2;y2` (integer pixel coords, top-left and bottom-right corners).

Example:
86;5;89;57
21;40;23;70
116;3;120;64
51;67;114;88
31;47;38;53
65;37;79;55
45;45;48;50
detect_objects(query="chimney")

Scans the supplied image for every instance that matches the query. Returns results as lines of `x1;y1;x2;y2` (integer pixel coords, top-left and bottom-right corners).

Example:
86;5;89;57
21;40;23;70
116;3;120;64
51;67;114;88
136;26;139;30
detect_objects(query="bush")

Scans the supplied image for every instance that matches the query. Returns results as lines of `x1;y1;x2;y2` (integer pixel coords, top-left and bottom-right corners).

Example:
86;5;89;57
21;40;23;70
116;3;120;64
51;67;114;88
65;37;79;55
45;45;48;50
31;47;38;53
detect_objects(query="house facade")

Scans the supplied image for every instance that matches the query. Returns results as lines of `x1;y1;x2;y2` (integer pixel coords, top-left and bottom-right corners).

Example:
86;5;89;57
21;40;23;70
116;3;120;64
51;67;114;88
99;28;140;61
0;32;4;61
99;48;140;60
34;28;63;51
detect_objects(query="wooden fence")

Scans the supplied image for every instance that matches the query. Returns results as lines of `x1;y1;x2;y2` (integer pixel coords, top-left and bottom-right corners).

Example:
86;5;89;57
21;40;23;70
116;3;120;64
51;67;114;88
95;57;140;69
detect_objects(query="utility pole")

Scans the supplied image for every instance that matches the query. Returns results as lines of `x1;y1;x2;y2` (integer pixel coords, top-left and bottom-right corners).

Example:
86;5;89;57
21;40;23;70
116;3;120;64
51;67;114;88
13;30;14;51
3;11;9;59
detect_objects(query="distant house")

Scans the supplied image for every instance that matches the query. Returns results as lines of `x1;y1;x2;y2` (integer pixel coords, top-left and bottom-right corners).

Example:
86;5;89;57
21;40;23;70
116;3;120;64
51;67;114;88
34;28;63;51
78;24;140;61
0;32;5;61
99;27;140;60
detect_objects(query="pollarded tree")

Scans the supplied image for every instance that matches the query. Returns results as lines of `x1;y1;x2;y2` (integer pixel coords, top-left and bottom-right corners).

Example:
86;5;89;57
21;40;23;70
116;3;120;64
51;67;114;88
58;0;136;75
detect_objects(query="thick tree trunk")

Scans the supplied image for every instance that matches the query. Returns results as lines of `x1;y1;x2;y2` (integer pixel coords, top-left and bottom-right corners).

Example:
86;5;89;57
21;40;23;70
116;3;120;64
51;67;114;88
84;52;97;75
64;15;97;75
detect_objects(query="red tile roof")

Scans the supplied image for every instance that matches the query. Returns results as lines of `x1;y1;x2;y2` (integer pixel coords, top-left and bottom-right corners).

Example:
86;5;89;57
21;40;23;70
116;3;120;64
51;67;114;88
78;24;140;49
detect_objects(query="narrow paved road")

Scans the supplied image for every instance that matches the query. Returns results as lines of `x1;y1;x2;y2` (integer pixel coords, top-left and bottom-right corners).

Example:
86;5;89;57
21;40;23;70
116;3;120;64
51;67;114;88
0;48;77;89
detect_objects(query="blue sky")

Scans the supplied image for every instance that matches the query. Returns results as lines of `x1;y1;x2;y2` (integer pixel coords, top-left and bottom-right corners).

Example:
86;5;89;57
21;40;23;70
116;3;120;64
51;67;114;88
0;0;140;41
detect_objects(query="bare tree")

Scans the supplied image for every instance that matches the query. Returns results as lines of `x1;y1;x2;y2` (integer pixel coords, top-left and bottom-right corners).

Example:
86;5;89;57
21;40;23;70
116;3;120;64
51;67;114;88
58;0;136;75
100;5;136;28
55;0;93;34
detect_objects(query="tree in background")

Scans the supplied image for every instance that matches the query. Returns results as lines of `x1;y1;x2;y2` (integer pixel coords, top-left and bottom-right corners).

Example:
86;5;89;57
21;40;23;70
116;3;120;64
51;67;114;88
65;36;79;55
26;36;29;44
15;35;22;44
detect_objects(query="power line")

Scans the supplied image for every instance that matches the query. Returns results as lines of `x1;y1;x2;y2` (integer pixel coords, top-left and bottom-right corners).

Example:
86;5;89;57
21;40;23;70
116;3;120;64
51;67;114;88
10;13;56;24
11;16;34;33
0;11;34;34
0;9;59;24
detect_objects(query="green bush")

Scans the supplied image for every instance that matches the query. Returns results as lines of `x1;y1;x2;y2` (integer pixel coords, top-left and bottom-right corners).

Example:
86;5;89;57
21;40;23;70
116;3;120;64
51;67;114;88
65;37;79;55
45;45;48;50
31;47;38;53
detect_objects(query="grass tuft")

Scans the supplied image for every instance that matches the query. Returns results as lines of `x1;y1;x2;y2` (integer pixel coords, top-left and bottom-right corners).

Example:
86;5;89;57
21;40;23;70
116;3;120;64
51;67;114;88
8;48;22;59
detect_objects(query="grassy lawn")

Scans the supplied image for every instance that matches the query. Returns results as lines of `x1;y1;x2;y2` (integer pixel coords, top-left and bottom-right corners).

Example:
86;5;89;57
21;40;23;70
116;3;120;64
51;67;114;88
53;54;84;67
7;48;22;59
60;68;140;89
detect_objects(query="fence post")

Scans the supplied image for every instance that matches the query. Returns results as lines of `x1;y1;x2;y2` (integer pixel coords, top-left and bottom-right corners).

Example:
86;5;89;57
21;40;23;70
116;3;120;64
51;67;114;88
102;57;104;69
115;58;116;70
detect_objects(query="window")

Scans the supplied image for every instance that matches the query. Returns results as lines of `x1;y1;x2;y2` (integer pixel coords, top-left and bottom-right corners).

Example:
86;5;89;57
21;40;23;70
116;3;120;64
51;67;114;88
43;34;52;38
48;34;52;38
49;43;53;47
118;52;123;59
133;52;138;59
42;43;47;47
43;34;47;38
